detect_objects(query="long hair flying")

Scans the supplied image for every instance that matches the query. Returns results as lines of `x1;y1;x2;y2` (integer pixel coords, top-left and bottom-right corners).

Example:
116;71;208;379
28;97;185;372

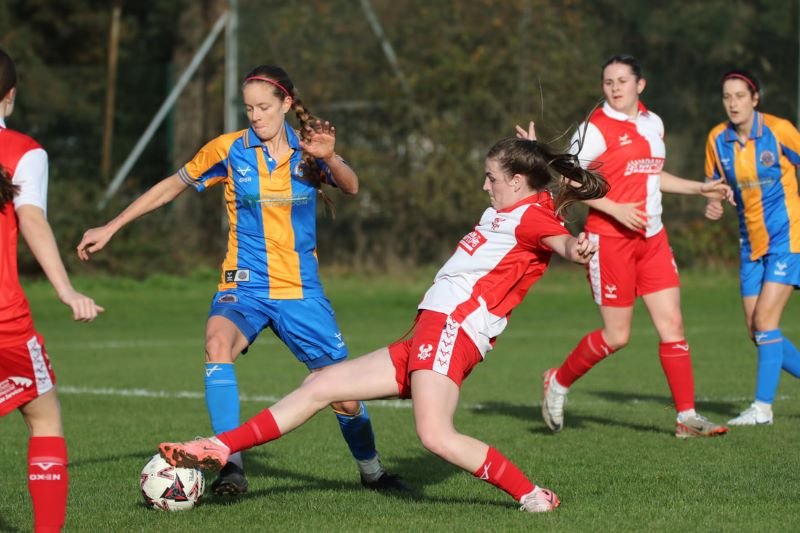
486;138;608;215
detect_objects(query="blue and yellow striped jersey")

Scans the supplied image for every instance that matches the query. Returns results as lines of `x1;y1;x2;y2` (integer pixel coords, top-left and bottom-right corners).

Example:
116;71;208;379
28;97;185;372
705;112;800;260
178;122;334;299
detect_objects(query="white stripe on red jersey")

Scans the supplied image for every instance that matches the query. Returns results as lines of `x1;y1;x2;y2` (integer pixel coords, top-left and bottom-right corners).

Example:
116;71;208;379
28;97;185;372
419;192;568;357
571;101;665;238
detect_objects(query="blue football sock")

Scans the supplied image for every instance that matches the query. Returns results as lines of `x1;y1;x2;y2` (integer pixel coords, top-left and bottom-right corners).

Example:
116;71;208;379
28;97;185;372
205;363;240;434
334;401;378;462
781;338;800;378
754;329;783;404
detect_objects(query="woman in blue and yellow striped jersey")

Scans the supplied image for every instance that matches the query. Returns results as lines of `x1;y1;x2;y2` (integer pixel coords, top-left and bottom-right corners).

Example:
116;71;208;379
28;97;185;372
705;69;800;426
77;65;406;494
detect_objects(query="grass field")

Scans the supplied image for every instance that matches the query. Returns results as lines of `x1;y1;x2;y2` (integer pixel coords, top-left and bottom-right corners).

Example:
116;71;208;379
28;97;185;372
1;266;799;532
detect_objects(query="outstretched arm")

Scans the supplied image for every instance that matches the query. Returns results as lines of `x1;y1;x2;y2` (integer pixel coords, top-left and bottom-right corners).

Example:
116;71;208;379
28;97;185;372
17;205;103;321
300;120;359;195
660;170;733;202
542;232;597;264
77;174;188;260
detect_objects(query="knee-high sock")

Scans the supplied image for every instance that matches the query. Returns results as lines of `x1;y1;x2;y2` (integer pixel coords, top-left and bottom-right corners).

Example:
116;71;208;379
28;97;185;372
556;329;614;387
334;401;378;461
218;409;281;453
755;329;783;404
659;340;695;412
28;436;68;533
781;337;800;378
205;362;242;467
473;446;535;502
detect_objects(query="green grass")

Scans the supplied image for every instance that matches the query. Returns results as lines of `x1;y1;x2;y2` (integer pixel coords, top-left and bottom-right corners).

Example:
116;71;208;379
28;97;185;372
2;266;800;532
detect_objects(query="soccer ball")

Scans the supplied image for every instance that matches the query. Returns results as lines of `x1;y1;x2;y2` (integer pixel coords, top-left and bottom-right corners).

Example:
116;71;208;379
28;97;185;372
140;454;205;511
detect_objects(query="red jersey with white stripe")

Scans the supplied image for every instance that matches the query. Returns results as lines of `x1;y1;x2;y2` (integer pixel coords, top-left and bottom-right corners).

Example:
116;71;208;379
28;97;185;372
418;192;568;356
0;123;47;347
572;101;666;238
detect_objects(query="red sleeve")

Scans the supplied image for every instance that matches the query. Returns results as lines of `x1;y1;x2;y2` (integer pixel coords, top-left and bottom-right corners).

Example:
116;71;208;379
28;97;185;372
516;202;569;251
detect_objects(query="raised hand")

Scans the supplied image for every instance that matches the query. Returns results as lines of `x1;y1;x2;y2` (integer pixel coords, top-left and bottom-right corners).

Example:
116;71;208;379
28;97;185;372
515;120;537;141
299;119;336;159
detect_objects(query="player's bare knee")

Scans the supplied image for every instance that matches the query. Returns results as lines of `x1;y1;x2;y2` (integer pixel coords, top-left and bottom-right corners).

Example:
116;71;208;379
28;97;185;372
205;338;235;363
330;400;360;416
415;426;452;458
19;392;63;437
603;330;629;351
752;315;778;333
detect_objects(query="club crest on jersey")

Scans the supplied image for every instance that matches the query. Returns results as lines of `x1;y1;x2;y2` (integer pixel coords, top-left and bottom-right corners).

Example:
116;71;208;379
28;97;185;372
417;344;433;360
292;161;305;178
458;229;487;255
490;217;506;231
224;270;250;283
759;150;776;167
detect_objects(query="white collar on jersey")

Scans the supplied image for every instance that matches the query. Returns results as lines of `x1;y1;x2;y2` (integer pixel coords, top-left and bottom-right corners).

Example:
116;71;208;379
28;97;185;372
602;100;649;122
0;117;5;128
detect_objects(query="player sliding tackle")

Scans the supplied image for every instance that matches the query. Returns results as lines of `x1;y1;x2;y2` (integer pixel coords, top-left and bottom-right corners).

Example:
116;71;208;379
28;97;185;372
160;135;609;513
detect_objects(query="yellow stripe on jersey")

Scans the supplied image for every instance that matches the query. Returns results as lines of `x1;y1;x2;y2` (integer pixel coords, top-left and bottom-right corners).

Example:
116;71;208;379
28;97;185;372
735;141;769;255
218;170;241;291
705;123;727;180
257;147;303;299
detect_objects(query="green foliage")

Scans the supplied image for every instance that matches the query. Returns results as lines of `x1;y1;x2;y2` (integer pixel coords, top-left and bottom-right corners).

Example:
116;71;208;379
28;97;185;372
2;0;798;274
2;269;800;531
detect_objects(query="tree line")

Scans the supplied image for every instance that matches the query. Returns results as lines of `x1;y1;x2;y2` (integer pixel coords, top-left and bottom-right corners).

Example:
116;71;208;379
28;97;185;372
1;0;794;276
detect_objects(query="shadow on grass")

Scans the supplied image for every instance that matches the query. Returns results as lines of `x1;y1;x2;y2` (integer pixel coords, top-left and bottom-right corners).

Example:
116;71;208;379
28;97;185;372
467;400;670;436
195;449;460;506
69;449;162;468
588;390;738;418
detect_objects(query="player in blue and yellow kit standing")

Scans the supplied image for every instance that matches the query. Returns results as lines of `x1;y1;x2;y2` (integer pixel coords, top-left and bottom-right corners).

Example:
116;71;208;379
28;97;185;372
77;65;407;493
704;69;800;426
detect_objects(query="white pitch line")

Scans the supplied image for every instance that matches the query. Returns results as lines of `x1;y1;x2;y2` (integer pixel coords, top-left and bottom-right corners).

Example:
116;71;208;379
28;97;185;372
57;385;414;409
56;385;785;409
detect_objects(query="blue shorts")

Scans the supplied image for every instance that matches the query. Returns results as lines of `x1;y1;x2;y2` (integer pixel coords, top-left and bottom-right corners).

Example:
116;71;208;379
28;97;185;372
740;252;800;297
208;289;348;369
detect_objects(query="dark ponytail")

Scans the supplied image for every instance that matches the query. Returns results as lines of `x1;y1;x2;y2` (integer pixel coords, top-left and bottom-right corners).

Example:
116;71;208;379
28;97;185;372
0;166;18;212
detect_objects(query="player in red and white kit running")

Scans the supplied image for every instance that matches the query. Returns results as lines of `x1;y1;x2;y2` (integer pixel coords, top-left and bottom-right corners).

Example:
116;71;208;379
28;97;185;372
0;48;103;532
526;54;731;438
157;137;608;513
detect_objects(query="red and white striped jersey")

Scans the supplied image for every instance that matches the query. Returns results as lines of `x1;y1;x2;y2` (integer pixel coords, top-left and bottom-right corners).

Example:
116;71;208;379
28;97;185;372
418;192;568;356
571;101;665;238
0;120;47;346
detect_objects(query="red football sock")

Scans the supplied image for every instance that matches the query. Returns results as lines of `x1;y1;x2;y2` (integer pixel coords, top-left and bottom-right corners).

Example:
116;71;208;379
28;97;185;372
659;340;695;412
472;446;535;502
217;408;281;453
556;329;614;387
28;436;68;533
